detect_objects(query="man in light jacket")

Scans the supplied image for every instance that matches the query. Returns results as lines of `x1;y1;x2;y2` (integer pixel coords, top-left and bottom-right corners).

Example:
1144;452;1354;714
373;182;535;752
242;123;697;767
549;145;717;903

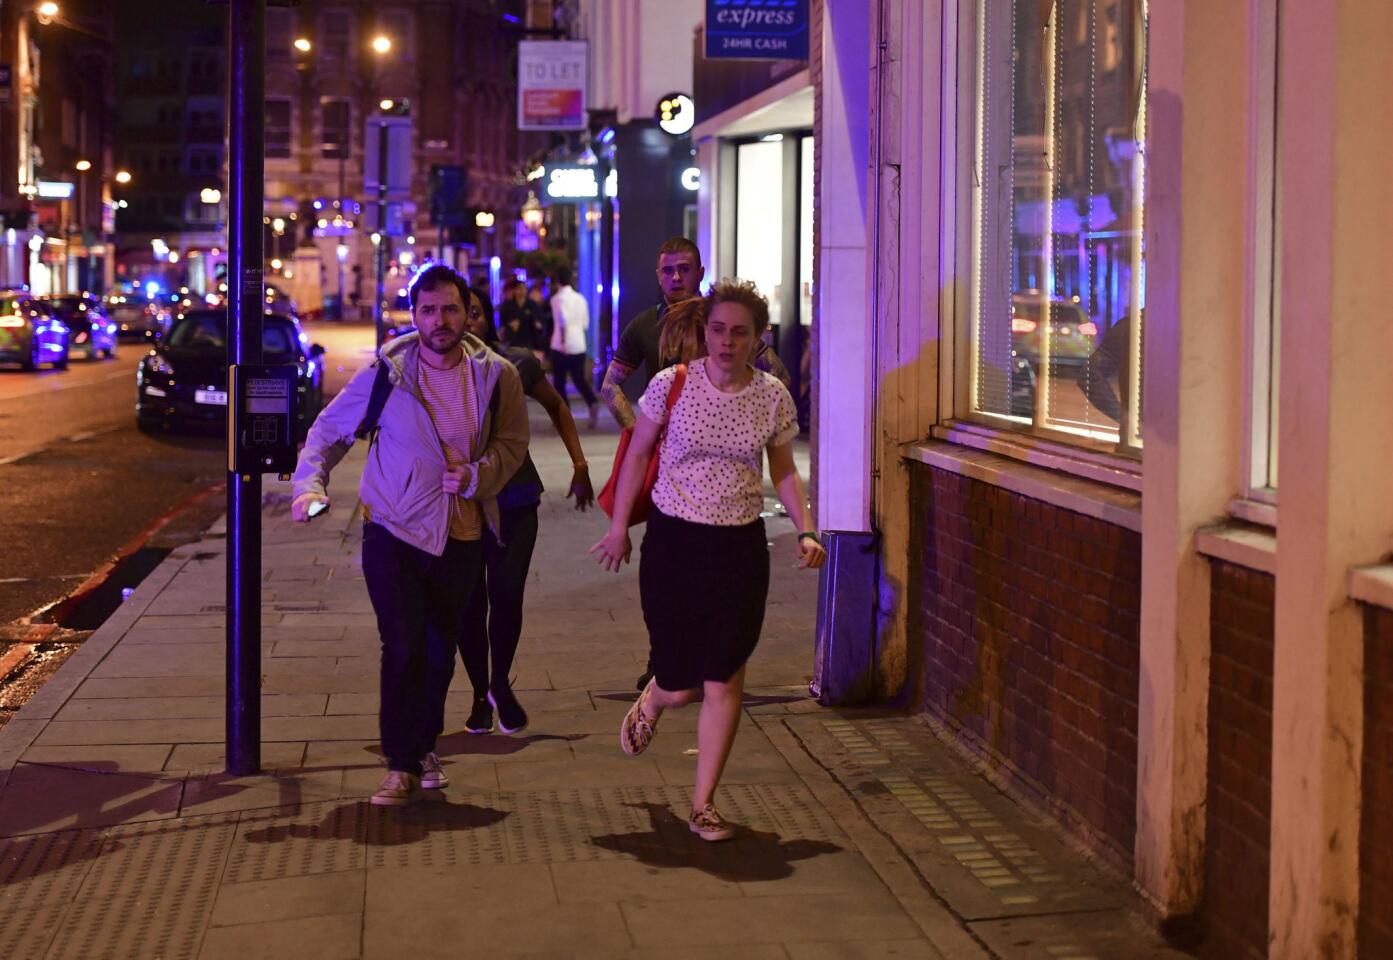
549;264;599;427
291;263;529;806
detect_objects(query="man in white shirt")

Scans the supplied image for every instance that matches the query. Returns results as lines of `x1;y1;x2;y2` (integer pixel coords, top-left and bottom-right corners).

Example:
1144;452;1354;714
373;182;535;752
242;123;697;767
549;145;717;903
549;265;599;427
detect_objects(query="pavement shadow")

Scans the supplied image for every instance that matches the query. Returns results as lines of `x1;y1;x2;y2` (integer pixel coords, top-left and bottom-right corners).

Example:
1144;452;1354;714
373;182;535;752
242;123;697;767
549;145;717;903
592;691;806;708
590;801;841;883
428;731;588;759
0;761;188;838
241;795;510;847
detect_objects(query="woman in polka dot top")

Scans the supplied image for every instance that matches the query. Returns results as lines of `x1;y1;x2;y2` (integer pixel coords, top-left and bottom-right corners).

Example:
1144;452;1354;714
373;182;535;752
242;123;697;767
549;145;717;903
590;278;826;842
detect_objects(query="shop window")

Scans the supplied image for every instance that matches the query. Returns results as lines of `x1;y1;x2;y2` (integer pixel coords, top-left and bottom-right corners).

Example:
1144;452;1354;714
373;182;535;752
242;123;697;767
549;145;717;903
266;99;293;159
320;98;351;159
266;8;292;62
320;8;352;60
379;10;414;60
1244;0;1281;500
968;0;1148;452
735;138;785;330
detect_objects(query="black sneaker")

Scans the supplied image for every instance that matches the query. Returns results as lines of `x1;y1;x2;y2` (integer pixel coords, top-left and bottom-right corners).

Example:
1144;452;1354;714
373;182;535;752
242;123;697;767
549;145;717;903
464;697;494;735
488;686;529;735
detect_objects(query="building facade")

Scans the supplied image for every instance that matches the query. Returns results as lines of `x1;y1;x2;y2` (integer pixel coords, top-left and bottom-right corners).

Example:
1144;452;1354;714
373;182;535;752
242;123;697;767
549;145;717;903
112;0;542;314
800;1;1393;957
0;0;114;295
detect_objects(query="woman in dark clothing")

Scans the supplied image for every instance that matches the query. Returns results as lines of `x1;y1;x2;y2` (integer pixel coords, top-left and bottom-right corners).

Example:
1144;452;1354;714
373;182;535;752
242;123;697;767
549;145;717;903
456;286;594;735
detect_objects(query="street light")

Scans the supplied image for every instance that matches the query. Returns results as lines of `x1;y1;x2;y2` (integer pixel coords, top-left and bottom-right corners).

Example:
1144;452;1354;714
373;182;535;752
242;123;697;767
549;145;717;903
74;158;91;172
379;98;394;112
115;170;132;185
36;2;58;24
293;37;312;53
200;187;222;205
371;35;392;55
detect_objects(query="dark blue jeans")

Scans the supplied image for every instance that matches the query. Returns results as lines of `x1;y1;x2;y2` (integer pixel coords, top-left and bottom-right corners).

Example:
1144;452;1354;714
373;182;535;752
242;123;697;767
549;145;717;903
361;522;483;775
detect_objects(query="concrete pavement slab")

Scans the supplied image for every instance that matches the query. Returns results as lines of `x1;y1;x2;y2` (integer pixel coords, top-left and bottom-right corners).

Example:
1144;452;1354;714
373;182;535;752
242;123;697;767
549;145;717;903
549;857;743;903
166;741;309;775
209;868;365;926
621;892;923;947
53;693;328;721
200;913;362;960
363;864;633;959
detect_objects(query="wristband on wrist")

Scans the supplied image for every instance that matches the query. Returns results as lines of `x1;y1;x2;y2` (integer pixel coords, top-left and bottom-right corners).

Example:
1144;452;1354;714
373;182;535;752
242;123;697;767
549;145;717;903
798;531;821;545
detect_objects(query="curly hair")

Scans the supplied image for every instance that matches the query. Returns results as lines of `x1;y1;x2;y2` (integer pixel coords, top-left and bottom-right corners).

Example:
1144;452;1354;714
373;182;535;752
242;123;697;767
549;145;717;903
706;278;770;336
657;296;709;367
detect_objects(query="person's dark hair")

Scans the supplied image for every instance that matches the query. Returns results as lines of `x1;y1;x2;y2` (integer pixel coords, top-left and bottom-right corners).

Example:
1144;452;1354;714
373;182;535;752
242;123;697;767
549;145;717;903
554;265;573;287
656;236;702;267
706;278;770;336
407;262;471;312
468;286;498;345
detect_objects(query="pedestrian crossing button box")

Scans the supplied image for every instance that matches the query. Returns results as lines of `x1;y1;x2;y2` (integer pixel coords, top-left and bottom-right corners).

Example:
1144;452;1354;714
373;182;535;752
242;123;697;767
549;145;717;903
229;363;299;475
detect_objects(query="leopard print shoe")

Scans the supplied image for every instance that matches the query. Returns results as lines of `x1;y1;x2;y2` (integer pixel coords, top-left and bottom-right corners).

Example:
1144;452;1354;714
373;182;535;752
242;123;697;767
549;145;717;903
620;678;659;756
689;803;735;842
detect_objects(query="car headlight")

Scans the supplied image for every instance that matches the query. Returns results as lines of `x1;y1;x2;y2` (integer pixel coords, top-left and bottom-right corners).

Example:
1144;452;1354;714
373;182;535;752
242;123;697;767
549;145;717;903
145;353;175;376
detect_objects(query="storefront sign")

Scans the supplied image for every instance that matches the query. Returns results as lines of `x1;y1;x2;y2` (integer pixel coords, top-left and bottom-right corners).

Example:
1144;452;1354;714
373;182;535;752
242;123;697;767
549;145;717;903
36;180;74;200
657;94;695;136
541;165;616;204
705;0;809;60
518;41;588;131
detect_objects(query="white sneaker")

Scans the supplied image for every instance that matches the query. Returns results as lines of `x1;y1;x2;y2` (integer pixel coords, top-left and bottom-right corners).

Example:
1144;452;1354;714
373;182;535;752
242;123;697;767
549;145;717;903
371;770;419;806
420;752;448;790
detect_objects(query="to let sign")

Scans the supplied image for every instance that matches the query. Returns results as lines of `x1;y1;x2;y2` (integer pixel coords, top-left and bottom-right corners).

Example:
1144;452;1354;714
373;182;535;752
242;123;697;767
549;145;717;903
518;41;588;131
705;0;809;60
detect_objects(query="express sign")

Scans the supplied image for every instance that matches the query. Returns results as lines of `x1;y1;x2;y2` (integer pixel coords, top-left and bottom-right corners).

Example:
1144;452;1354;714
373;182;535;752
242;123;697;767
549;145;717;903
705;0;809;60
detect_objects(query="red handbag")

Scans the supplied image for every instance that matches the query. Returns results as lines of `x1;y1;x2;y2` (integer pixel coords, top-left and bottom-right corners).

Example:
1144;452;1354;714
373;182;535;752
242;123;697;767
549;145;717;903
598;364;687;526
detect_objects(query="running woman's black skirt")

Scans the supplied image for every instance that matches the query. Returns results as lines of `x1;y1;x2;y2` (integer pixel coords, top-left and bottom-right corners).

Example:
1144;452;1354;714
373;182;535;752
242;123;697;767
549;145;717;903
639;507;770;691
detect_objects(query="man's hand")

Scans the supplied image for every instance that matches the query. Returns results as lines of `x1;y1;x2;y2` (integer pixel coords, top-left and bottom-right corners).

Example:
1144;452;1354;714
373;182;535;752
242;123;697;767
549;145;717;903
441;466;469;496
567;465;595;511
292;493;329;523
589;525;632;572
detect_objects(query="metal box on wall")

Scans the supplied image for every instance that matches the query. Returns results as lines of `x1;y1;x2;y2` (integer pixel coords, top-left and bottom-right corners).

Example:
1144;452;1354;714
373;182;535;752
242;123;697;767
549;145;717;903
813;530;879;706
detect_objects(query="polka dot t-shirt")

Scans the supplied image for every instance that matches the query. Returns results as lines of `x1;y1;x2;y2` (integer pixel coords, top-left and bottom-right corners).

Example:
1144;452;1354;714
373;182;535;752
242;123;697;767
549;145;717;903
638;358;799;527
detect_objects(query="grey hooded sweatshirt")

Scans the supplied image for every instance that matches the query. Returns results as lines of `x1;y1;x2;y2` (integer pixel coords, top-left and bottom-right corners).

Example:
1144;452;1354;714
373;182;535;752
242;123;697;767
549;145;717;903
292;330;530;556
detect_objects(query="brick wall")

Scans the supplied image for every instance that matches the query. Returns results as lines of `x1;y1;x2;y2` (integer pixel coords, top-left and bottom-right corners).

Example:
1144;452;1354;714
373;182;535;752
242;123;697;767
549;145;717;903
1202;562;1274;960
1360;606;1393;959
908;462;1141;857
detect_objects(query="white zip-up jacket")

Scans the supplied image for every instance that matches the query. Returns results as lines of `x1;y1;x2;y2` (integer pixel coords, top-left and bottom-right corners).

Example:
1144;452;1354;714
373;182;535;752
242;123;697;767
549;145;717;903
292;331;529;555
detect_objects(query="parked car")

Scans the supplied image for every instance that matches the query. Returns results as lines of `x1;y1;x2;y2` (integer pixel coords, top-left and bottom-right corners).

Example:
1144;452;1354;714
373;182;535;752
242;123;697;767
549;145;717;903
0;291;69;370
42;294;117;360
136;309;326;437
108;296;170;342
1008;295;1100;416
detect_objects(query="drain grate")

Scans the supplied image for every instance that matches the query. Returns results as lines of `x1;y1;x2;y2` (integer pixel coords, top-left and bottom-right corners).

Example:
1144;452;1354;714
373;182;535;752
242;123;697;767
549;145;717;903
46;815;237;960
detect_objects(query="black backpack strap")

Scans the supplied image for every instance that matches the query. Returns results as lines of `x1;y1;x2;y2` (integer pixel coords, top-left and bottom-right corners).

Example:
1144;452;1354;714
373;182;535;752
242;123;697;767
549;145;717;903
353;362;395;441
